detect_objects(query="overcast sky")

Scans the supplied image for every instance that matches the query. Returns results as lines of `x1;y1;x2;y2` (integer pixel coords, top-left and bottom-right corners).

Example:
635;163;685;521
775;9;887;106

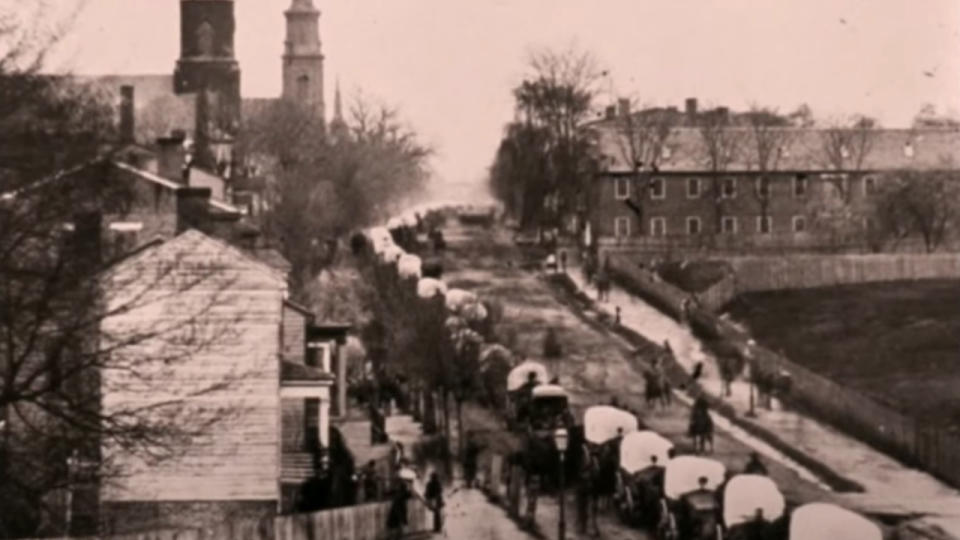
42;0;960;191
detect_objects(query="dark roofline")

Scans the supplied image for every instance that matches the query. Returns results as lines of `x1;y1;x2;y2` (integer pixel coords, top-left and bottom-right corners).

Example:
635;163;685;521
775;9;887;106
595;167;960;178
284;299;316;319
98;236;167;274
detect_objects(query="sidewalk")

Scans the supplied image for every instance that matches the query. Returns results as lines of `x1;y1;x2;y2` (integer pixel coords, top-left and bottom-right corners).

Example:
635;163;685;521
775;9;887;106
565;266;960;532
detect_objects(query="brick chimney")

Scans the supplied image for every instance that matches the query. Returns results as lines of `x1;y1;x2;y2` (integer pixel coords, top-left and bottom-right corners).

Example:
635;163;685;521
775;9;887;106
685;98;698;121
156;132;187;183
605;105;617;120
120;85;135;144
618;98;631;118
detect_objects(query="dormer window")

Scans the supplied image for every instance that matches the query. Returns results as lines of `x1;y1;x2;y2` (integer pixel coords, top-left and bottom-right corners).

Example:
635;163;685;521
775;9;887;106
840;145;851;159
904;142;915;158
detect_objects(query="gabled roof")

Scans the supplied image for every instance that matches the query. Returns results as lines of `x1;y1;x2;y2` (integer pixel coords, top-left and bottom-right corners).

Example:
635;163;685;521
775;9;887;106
589;123;960;174
104;229;288;286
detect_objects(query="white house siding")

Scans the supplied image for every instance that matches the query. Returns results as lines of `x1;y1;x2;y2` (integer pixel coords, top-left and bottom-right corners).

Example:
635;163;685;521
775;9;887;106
99;230;286;503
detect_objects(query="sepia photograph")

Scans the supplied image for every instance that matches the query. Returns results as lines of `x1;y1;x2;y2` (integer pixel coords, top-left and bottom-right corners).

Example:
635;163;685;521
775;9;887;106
1;0;959;538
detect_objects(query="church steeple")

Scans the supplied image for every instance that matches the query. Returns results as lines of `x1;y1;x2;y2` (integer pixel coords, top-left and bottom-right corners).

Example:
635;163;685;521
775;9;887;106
330;77;348;139
282;0;325;123
334;78;343;122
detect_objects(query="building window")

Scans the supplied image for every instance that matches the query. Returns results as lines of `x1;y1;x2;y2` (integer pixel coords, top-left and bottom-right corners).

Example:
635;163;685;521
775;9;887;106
615;178;630;200
863;176;876;195
793;216;807;233
755;176;770;198
686;217;701;235
661;146;672;160
304;398;320;451
297;75;310;101
650;177;666;199
721;216;738;234
614;216;630;238
650;217;666;237
687;178;701;198
722;177;737;199
794;175;808;197
757;216;772;234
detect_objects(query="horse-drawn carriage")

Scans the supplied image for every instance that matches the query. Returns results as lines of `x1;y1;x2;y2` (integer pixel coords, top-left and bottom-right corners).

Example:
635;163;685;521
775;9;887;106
505;360;550;430
615;430;673;528
721;474;786;540
581;406;640;509
788;503;882;540
661;455;727;540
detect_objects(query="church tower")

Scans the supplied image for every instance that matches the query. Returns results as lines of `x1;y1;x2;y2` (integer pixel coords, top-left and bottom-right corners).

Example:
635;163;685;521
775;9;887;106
282;0;325;123
174;0;241;171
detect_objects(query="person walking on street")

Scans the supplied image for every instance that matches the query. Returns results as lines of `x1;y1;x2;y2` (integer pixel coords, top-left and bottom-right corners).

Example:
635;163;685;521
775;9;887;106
425;472;445;533
559;250;568;273
363;460;379;502
743;452;768;476
463;434;482;489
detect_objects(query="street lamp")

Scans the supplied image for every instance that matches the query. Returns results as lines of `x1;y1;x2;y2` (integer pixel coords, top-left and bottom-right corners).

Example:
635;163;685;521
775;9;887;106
554;428;569;540
746;340;757;418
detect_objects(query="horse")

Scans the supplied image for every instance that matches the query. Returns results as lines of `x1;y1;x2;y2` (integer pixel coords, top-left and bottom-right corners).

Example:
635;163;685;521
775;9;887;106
644;370;671;410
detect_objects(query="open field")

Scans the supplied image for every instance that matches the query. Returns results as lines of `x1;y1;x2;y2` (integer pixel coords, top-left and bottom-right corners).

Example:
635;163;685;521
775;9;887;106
726;280;960;428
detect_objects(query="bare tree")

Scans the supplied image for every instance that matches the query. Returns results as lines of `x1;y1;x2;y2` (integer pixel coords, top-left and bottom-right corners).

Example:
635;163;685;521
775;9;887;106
696;108;745;233
816;116;877;202
744;106;793;231
511;44;604;227
613;99;676;234
871;168;960;252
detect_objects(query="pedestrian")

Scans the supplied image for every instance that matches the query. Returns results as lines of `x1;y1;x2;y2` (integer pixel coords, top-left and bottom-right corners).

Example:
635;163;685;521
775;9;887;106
615;305;621;325
386;478;413;540
559;250;568;273
463;434;481;489
363;460;379;501
743;452;768;476
425;472;445;533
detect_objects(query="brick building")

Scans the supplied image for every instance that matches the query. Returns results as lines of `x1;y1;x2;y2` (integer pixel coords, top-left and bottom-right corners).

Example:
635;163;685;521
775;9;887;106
585;103;960;258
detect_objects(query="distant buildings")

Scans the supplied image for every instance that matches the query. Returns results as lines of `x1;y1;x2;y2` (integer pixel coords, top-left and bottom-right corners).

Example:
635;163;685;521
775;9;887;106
585;99;960;258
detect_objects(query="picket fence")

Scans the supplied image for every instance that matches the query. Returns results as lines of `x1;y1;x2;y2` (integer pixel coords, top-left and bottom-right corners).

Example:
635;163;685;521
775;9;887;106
606;254;960;490
23;501;431;540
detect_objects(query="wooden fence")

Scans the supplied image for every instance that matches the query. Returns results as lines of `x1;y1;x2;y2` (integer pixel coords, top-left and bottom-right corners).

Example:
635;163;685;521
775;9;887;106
727;253;960;294
606;254;960;490
25;501;431;540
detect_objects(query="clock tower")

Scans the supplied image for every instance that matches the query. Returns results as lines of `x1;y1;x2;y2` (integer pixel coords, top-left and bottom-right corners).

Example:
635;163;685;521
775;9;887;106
174;0;241;170
282;0;325;123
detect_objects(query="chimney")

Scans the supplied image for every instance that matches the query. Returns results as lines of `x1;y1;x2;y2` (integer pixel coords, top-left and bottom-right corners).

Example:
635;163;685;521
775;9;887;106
156;132;187;183
717;106;730;118
685;98;698;120
120;85;135;144
618;98;631;118
605;105;617;120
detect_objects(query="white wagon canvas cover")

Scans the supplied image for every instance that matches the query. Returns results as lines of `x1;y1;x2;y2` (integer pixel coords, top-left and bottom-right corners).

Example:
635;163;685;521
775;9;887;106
620;431;674;475
507;360;549;392
789;503;882;540
663;456;726;500
722;474;785;528
583;405;638;445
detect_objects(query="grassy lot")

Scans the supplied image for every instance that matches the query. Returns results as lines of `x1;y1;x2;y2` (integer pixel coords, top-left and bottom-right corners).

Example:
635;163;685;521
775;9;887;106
726;280;960;428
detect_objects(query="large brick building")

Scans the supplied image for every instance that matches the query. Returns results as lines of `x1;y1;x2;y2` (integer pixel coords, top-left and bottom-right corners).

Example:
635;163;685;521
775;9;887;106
585;102;960;258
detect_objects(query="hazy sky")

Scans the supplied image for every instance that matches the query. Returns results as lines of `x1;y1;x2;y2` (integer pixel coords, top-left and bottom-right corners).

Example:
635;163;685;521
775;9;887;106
44;0;960;189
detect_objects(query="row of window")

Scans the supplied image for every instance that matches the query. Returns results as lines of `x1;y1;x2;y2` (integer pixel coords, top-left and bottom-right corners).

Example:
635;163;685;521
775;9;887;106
614;175;876;200
613;215;809;237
